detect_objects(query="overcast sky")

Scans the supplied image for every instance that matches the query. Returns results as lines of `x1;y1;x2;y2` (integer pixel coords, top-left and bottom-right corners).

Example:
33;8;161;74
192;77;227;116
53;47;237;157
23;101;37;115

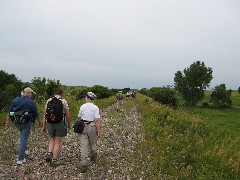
0;0;239;89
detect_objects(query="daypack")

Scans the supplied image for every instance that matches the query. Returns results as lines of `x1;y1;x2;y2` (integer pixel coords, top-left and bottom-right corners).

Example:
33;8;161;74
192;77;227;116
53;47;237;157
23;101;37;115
45;97;64;123
10;110;29;123
116;93;123;100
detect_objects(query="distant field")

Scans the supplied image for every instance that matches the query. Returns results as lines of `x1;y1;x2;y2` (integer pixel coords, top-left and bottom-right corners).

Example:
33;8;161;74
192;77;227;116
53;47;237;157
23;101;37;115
184;90;240;137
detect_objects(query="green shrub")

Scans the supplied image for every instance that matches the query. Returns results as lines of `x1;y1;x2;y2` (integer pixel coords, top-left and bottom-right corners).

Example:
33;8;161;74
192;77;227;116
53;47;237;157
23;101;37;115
210;84;232;108
148;86;177;107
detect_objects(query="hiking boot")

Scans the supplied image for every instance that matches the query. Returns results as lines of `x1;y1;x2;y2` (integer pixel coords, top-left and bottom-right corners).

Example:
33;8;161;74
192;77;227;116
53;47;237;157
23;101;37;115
90;153;97;162
80;165;88;173
46;152;52;163
50;159;58;167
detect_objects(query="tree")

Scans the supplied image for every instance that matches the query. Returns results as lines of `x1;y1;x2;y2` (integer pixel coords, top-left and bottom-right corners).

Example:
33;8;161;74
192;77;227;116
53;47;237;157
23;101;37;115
0;70;23;110
45;79;61;98
31;77;47;100
174;61;213;106
210;84;232;108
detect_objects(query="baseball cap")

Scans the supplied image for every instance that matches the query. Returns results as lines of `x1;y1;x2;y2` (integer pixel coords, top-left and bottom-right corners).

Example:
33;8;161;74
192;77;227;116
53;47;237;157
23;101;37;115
23;87;36;94
85;92;96;100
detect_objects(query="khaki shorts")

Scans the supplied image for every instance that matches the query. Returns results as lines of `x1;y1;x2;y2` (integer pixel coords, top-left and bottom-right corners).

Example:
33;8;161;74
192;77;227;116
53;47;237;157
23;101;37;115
46;121;67;137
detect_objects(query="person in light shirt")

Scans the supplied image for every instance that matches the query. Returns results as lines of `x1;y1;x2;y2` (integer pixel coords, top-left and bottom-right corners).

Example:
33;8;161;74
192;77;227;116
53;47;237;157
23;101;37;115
78;92;100;173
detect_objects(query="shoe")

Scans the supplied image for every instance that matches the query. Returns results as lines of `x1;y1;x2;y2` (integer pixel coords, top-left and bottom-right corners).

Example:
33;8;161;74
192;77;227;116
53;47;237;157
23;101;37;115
80;165;88;173
50;159;58;167
90;153;97;162
17;158;26;165
25;150;30;156
46;152;52;163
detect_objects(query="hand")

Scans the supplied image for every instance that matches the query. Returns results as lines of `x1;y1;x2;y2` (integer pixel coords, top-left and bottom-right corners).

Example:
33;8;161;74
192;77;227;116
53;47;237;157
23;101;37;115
68;123;72;130
38;121;42;128
42;126;46;133
97;131;100;139
5;122;10;129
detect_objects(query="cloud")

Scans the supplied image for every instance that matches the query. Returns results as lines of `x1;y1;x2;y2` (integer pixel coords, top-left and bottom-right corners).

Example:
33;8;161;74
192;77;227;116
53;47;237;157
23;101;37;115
0;0;240;89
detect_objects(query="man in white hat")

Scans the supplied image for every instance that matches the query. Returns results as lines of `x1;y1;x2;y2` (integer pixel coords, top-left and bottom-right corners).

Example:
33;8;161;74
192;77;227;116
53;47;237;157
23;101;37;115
5;87;39;165
77;92;100;173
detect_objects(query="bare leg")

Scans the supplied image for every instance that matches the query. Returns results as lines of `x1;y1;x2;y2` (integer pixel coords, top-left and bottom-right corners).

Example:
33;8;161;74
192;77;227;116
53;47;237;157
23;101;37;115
52;137;62;159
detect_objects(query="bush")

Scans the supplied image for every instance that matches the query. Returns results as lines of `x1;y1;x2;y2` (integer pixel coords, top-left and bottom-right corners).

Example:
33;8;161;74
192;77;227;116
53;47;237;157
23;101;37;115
148;86;177;107
210;84;232;108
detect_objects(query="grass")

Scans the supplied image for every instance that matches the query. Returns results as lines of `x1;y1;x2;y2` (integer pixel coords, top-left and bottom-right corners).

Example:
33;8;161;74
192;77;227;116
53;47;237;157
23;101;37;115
183;90;240;137
134;93;240;179
1;88;240;178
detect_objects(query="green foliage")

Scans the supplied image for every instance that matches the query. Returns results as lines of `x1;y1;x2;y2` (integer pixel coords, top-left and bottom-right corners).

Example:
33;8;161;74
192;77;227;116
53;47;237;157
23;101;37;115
91;85;112;99
76;87;92;101
45;79;61;98
134;94;240;179
210;84;232;108
75;85;113;100
31;77;47;102
0;70;23;111
174;61;213;106
148;86;177;107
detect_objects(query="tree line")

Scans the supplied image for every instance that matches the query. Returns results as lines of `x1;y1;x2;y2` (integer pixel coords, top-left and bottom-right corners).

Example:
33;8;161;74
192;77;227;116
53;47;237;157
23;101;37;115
0;60;235;110
0;70;128;111
140;61;233;108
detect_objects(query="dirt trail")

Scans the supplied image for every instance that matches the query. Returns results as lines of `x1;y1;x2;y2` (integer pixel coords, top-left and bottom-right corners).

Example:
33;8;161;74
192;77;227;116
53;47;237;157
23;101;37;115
0;102;143;179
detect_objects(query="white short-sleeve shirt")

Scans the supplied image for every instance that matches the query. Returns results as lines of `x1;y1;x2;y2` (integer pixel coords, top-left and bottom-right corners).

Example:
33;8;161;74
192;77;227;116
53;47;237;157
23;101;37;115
78;102;100;122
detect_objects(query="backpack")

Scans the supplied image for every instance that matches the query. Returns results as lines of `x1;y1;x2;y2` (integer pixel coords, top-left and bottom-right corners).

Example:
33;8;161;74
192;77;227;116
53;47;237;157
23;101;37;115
10;110;29;123
45;97;64;123
116;93;123;100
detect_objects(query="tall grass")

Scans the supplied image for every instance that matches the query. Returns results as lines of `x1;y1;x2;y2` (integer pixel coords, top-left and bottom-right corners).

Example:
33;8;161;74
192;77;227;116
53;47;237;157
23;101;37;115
184;90;240;137
134;94;240;179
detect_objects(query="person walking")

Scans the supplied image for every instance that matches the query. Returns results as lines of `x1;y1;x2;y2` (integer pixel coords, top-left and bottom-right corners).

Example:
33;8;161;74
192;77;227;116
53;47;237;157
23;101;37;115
5;87;39;165
116;90;123;111
78;92;100;173
42;88;71;167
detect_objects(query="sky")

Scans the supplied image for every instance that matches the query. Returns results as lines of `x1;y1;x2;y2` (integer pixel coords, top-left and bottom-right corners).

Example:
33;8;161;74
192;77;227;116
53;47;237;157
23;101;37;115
0;0;239;89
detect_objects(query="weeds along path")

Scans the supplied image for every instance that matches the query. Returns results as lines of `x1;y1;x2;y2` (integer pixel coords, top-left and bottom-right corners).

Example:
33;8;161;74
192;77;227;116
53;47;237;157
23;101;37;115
0;99;144;179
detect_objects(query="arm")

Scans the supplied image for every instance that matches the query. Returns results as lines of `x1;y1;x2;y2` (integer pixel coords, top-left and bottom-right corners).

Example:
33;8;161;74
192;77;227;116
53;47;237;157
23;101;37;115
42;108;47;132
65;109;71;129
5;115;11;128
95;118;100;139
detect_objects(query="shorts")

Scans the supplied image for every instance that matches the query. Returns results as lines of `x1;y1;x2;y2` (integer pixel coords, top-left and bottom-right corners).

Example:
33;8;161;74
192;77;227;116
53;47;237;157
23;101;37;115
46;121;67;137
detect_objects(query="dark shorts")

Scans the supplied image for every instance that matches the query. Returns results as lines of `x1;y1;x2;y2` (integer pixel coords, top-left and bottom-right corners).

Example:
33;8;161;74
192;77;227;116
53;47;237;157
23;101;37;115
46;121;67;137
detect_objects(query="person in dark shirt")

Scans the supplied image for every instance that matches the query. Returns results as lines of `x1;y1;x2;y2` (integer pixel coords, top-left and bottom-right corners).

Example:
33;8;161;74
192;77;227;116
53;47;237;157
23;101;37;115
5;87;39;165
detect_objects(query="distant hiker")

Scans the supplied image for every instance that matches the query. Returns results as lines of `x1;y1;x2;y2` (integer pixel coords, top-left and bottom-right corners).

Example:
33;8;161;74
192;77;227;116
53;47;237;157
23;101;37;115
116;90;123;111
42;88;71;167
77;92;100;173
238;86;240;94
5;87;39;165
126;91;130;100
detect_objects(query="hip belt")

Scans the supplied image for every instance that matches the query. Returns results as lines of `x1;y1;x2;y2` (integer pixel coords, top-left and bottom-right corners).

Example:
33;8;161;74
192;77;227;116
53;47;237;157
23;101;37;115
82;120;94;125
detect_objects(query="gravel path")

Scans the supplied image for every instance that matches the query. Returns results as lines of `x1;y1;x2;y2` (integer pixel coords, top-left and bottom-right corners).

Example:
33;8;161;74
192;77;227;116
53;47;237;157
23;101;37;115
0;103;143;179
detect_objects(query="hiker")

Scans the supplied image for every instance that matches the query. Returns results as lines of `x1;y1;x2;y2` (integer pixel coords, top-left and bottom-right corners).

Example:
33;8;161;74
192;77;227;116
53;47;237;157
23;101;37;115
78;92;100;173
116;90;123;111
5;87;39;165
42;88;71;167
126;91;130;100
